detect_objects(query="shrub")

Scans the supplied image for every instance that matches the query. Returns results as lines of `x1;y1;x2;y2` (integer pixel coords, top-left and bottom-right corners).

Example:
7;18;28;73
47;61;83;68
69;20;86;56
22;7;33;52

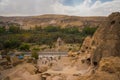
9;26;21;33
44;26;60;32
19;43;30;51
62;27;79;34
3;40;21;49
82;27;97;36
0;26;6;34
31;51;39;60
32;47;40;51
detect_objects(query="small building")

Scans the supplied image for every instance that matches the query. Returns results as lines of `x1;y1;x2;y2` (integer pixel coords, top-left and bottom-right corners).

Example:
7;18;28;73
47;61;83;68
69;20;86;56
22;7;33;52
56;37;63;46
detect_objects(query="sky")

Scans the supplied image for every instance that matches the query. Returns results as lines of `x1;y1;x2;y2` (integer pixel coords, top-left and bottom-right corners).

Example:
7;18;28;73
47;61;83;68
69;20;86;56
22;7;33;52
0;0;120;16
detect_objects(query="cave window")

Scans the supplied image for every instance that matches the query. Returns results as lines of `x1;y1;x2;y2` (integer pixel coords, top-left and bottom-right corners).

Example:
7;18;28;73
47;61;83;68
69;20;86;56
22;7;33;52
87;58;91;62
92;40;95;45
86;47;88;49
81;60;85;64
111;20;115;25
82;50;85;53
93;62;98;66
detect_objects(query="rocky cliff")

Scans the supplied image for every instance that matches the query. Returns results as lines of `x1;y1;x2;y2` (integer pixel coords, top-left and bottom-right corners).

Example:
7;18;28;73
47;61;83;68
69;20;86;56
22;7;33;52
79;12;120;65
91;12;120;65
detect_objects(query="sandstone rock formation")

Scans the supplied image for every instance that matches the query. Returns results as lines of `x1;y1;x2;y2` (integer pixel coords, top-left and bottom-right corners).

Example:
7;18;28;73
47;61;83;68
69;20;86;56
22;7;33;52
79;12;120;66
78;57;120;80
91;12;120;65
0;63;40;80
98;57;120;73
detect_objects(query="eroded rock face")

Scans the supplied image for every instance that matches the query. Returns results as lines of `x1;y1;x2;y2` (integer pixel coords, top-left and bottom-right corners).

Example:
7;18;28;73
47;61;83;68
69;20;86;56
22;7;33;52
90;12;120;65
98;57;120;73
80;36;93;54
78;57;120;80
79;12;120;66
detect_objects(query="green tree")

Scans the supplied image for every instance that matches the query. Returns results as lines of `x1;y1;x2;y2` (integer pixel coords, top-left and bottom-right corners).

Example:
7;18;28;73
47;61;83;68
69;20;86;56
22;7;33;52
82;27;97;36
3;40;21;49
62;27;79;34
9;26;21;33
31;51;38;60
34;25;42;31
0;26;6;34
19;43;30;51
44;26;60;32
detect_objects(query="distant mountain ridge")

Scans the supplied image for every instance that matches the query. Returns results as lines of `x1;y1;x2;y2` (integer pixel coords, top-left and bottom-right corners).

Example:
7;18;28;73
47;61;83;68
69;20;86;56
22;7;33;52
0;14;107;29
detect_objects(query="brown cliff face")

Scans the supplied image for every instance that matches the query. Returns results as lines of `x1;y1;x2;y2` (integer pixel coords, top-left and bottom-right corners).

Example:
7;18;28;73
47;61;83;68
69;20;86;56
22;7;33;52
91;12;120;65
79;12;120;66
77;12;120;80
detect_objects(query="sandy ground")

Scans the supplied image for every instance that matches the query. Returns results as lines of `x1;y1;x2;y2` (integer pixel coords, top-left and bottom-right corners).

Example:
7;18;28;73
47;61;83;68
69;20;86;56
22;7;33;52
43;66;89;75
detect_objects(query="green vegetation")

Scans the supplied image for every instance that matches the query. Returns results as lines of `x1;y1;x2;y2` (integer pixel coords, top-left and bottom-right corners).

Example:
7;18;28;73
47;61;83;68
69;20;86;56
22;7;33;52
0;25;98;50
3;40;21;49
82;26;98;36
44;26;60;32
62;27;80;34
0;27;6;34
31;51;39;60
8;26;21;33
19;43;30;51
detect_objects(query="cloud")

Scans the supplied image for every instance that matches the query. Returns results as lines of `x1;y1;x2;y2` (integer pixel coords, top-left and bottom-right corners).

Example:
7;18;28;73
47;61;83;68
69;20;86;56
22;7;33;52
0;0;120;16
54;0;120;16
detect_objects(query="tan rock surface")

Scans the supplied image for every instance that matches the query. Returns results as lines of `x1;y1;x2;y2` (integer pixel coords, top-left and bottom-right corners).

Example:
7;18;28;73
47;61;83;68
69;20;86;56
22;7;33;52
78;57;120;80
1;63;41;80
91;12;120;64
79;12;120;65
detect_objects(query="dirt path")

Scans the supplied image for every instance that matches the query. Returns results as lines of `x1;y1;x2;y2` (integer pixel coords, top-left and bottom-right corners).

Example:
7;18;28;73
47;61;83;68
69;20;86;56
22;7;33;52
43;65;90;75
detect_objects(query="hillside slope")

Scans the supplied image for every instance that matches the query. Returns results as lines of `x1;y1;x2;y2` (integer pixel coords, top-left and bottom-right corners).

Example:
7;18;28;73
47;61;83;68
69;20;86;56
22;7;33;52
0;14;106;29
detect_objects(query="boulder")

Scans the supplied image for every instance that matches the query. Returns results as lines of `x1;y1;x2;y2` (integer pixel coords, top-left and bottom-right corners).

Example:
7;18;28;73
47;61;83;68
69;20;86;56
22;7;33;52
1;63;40;80
38;65;48;73
98;57;120;73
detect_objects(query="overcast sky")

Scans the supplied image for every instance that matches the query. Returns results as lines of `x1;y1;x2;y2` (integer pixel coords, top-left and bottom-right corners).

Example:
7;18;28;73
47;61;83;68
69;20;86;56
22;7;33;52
0;0;120;16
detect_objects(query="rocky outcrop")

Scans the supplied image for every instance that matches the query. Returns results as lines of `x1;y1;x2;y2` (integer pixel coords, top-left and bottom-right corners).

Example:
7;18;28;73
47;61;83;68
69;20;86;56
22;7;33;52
79;12;120;66
1;63;40;80
80;36;93;54
98;57;120;73
91;12;120;65
78;57;120;80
